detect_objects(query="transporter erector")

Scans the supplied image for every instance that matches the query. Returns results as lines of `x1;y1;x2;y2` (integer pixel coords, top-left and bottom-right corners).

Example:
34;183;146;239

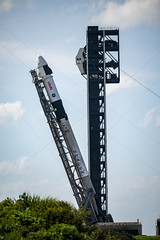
30;56;113;224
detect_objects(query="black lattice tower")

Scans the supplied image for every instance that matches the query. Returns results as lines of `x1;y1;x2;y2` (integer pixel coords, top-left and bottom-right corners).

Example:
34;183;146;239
87;26;120;218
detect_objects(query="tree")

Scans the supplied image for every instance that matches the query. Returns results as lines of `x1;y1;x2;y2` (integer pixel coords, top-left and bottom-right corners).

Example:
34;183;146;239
0;193;135;240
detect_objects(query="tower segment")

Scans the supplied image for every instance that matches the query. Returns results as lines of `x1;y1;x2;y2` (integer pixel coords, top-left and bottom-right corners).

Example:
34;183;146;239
76;26;120;219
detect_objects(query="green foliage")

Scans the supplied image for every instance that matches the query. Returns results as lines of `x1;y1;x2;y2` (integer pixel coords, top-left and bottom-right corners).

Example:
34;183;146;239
82;226;135;240
0;193;137;240
27;224;88;240
135;236;160;240
0;193;88;239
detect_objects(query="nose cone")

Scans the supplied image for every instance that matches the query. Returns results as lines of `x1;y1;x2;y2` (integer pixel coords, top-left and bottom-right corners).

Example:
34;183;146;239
36;55;53;78
37;55;48;68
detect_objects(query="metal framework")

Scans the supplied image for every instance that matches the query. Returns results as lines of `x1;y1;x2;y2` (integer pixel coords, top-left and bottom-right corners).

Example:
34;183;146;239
87;26;120;217
30;70;99;224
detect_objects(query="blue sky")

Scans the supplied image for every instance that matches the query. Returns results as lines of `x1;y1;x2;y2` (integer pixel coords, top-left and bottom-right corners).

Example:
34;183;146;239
0;0;160;235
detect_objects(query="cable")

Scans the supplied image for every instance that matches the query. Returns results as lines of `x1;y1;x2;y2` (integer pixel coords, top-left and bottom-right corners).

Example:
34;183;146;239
107;60;160;136
1;21;159;183
132;50;160;77
0;141;53;182
1;22;159;100
0;23;38;56
50;64;86;92
0;42;30;70
0;22;86;93
0;76;86;183
110;134;160;176
0;24;87;150
108;106;160;146
121;69;160;99
1;21;159;100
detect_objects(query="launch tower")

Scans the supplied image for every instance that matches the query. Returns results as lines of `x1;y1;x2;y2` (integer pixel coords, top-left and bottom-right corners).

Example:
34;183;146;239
76;26;120;218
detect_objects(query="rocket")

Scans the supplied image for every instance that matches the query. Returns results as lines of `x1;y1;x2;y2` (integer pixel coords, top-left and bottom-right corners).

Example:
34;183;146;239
37;55;94;193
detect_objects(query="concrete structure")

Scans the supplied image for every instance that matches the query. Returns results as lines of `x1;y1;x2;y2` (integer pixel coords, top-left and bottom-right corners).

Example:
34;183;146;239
156;218;160;235
97;221;142;235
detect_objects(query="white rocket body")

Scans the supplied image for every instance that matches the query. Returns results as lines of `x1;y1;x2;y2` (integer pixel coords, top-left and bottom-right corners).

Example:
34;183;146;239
37;55;93;190
37;55;60;102
43;75;60;103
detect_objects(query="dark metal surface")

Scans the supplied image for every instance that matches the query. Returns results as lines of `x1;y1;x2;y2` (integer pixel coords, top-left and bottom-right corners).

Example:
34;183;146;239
87;26;119;219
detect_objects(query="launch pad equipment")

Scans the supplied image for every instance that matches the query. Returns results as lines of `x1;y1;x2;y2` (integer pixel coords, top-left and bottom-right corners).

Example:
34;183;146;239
30;25;119;224
29;29;144;234
76;26;120;219
30;55;113;224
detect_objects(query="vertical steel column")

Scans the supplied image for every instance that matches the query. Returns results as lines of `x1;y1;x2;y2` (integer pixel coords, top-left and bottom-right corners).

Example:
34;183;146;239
87;26;107;217
87;26;119;219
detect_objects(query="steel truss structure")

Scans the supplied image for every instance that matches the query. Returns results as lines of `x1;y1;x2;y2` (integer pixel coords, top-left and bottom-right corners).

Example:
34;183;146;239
86;26;120;217
30;69;99;224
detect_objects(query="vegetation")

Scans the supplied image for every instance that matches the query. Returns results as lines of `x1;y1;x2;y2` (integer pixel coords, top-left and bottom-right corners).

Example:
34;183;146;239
0;193;157;239
135;236;160;240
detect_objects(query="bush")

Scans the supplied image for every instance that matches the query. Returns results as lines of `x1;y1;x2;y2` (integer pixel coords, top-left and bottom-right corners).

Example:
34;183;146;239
0;193;88;239
0;193;135;240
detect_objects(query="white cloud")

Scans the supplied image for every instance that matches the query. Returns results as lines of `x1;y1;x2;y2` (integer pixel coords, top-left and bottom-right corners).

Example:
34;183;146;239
107;72;137;95
0;0;14;12
0;41;37;64
91;0;160;29
90;0;106;12
16;156;30;174
25;0;37;9
140;106;160;128
0;161;11;176
0;0;38;12
0;101;24;125
65;36;75;44
38;109;45;117
110;174;160;209
65;3;80;13
110;173;160;227
36;50;76;76
156;115;160;126
0;156;29;177
0;41;75;74
140;107;156;127
0;178;63;202
0;181;25;201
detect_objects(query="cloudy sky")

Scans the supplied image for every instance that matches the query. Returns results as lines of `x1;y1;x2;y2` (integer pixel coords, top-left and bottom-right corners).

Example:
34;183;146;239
0;0;160;235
